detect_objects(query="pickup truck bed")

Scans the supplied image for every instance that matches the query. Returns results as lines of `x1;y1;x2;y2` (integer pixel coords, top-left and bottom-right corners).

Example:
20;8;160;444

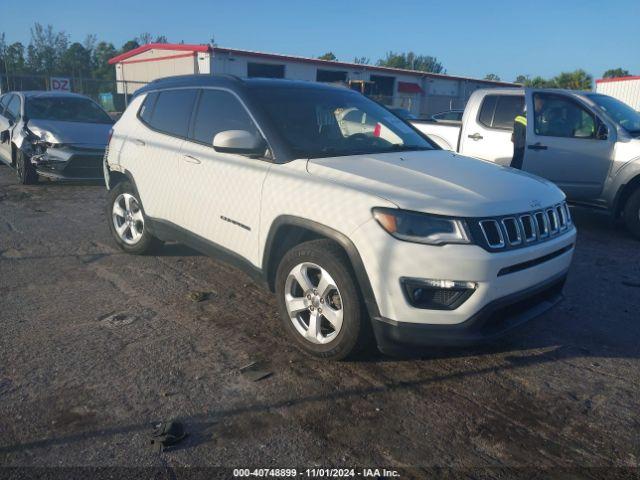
411;120;461;151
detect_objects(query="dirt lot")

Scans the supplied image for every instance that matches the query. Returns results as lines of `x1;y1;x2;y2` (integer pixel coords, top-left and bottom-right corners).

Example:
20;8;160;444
0;164;639;479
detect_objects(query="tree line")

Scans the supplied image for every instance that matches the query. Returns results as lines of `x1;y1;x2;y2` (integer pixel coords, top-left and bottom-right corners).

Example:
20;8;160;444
0;24;167;86
486;68;632;90
318;51;445;74
320;52;632;91
0;24;633;93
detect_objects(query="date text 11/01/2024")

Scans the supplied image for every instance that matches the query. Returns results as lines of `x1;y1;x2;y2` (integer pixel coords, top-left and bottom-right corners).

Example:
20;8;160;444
232;468;400;477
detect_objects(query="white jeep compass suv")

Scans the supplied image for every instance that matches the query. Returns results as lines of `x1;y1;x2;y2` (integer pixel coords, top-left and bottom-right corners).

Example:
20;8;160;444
104;75;576;359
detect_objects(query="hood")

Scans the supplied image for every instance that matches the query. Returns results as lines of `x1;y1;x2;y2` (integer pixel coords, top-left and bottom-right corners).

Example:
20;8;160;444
307;150;565;217
26;119;111;147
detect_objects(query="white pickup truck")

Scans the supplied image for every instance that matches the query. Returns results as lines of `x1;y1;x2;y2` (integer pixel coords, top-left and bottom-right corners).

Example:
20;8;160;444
411;88;640;238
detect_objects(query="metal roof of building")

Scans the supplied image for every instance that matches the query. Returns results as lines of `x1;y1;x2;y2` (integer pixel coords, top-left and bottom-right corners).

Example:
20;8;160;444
108;43;515;86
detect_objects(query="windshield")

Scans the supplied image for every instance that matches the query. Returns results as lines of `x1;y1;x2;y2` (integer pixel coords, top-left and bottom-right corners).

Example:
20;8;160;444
249;86;435;159
25;97;113;124
588;94;640;135
392;108;417;120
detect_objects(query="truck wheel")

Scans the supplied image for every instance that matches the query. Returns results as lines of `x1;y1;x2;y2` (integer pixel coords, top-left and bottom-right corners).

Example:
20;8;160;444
623;188;640;240
15;150;38;185
107;180;162;254
275;239;373;360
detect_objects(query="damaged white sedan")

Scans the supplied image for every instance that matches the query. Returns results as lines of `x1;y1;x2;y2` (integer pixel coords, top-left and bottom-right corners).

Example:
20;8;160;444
0;91;113;184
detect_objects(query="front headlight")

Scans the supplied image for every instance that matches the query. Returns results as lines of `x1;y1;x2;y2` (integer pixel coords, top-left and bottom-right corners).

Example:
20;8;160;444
372;207;471;246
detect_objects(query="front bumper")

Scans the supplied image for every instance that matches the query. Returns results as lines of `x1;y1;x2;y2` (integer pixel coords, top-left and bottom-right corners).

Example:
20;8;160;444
372;270;567;351
350;217;576;349
31;145;106;181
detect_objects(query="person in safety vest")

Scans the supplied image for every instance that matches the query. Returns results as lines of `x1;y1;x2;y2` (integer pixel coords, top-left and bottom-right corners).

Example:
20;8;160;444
511;106;527;170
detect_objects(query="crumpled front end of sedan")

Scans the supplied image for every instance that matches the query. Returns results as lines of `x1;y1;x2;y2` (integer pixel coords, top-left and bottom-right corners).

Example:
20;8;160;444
29;141;106;181
15;119;109;181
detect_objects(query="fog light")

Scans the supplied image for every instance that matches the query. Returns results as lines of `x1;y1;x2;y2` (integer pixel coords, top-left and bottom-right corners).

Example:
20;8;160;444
400;277;477;310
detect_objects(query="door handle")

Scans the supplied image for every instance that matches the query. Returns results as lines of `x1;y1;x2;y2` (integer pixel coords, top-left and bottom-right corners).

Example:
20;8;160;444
528;143;548;151
133;138;145;146
183;154;201;164
468;133;483;141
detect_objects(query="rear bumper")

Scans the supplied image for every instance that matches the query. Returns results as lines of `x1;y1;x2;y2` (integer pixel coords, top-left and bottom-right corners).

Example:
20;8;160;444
32;145;105;181
372;270;567;352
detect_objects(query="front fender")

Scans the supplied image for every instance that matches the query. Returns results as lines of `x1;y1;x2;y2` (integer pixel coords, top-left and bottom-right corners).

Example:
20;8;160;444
607;156;640;212
262;215;381;319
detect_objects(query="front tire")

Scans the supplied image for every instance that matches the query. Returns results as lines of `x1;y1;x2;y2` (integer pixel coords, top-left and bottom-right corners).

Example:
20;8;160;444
107;180;162;254
275;239;372;360
15;150;38;185
623;187;640;240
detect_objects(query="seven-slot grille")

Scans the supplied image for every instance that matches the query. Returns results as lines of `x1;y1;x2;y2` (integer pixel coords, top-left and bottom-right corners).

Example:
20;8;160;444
476;202;572;251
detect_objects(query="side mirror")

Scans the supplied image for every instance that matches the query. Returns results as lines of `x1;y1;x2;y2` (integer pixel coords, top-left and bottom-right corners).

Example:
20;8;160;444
596;121;609;141
212;130;265;156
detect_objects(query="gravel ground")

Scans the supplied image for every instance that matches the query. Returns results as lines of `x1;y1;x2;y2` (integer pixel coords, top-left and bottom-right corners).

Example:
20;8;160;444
0;164;639;479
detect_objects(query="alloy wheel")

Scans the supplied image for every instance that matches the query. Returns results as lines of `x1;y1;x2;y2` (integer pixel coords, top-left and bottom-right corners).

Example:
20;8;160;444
112;193;145;245
284;262;344;344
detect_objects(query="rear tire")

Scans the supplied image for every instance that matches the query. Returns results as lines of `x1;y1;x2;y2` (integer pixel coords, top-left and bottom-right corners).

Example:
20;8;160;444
275;239;373;360
623;187;640;240
107;180;162;254
15;150;38;185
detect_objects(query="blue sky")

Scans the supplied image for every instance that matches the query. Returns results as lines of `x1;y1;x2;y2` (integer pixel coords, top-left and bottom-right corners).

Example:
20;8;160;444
2;0;638;82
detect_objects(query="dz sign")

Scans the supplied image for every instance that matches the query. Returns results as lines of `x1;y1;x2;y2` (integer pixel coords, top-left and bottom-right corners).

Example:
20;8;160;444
50;77;71;92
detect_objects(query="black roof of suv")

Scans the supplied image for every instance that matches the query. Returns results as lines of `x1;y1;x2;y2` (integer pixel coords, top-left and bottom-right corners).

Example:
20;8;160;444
134;74;345;99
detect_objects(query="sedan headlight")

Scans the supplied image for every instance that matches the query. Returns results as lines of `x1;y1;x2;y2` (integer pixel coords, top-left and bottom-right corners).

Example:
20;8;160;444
372;207;471;246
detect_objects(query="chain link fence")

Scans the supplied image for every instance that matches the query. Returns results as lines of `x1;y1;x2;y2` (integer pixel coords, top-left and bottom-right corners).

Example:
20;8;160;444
0;74;149;114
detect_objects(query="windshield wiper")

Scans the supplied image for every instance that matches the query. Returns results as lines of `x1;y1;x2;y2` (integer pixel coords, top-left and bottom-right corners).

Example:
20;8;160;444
385;144;431;152
305;144;432;159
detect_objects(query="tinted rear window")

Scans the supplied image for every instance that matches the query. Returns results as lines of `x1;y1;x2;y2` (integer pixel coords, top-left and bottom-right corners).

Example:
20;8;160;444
493;96;525;129
478;95;524;130
478;95;497;127
144;89;197;137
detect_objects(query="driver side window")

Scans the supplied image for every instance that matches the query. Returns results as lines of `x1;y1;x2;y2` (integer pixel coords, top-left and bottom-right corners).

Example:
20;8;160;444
534;93;597;139
342;109;364;124
190;89;259;145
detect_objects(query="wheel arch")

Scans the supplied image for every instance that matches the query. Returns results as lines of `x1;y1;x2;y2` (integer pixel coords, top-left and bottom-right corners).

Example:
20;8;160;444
11;142;18;166
108;171;128;188
614;174;640;218
262;215;380;319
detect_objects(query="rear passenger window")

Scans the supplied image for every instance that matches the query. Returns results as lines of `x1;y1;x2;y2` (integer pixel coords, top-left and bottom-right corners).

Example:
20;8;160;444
492;96;525;129
143;89;196;137
191;89;258;145
478;95;524;130
478;95;497;127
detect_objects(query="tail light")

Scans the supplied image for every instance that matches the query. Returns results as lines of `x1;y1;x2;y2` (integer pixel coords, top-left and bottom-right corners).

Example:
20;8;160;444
373;123;381;137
